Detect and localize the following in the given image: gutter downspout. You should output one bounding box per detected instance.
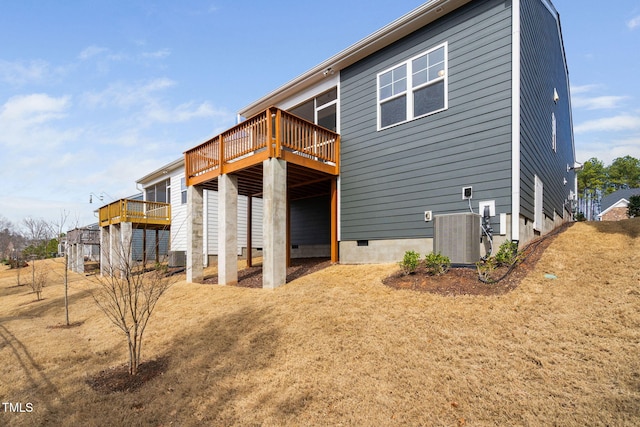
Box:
[511,0,521,243]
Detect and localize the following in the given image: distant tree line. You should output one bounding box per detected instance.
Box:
[577,155,640,220]
[0,215,66,265]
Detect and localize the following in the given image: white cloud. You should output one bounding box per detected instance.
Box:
[574,114,640,134]
[0,94,80,157]
[627,15,640,30]
[142,49,171,59]
[572,95,628,110]
[145,101,227,123]
[81,78,176,109]
[0,59,51,85]
[571,84,600,95]
[78,45,108,60]
[0,93,70,128]
[0,195,92,226]
[576,135,640,165]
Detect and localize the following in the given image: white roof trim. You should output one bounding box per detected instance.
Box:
[136,157,184,185]
[598,198,629,218]
[238,0,472,118]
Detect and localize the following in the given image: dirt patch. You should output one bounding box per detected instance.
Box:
[86,357,169,394]
[47,321,85,329]
[383,224,569,296]
[204,258,332,288]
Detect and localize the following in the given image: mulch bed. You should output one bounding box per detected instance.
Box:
[383,224,569,296]
[87,357,169,394]
[47,321,85,329]
[204,258,333,288]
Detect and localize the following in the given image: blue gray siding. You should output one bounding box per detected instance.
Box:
[290,195,331,245]
[132,229,169,262]
[340,0,513,241]
[519,0,575,221]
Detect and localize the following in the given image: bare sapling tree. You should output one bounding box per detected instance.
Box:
[91,226,174,375]
[15,250,23,286]
[29,260,48,301]
[51,210,72,325]
[21,217,55,298]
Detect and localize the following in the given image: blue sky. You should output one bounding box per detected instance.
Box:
[1,0,639,227]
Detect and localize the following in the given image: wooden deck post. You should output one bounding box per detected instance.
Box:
[155,229,160,264]
[286,188,291,268]
[331,177,339,263]
[247,195,253,268]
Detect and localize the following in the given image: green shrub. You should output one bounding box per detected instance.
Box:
[424,252,451,276]
[399,250,421,275]
[476,257,497,283]
[494,240,519,266]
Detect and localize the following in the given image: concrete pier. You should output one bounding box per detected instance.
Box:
[218,174,238,286]
[263,158,287,289]
[187,185,204,283]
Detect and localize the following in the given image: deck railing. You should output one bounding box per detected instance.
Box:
[98,199,171,228]
[185,107,340,186]
[67,227,100,245]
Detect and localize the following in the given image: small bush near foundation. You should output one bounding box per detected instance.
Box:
[476,257,497,283]
[424,252,450,276]
[399,250,421,275]
[494,240,519,266]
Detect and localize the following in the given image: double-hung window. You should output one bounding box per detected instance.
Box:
[378,43,447,130]
[180,178,187,204]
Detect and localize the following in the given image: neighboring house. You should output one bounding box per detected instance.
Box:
[183,0,577,288]
[135,157,264,267]
[66,224,100,274]
[598,189,640,221]
[97,192,170,276]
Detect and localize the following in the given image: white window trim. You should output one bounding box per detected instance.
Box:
[551,112,557,153]
[377,42,448,131]
[534,175,544,231]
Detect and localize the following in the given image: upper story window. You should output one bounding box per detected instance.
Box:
[378,43,447,130]
[145,179,170,203]
[289,87,338,132]
[180,178,187,204]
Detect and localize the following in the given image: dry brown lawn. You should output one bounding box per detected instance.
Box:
[1,220,639,426]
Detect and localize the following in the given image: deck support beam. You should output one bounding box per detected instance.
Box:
[219,174,239,286]
[331,177,339,263]
[263,158,287,289]
[247,196,253,268]
[187,185,204,283]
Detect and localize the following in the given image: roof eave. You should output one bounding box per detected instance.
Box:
[136,157,185,185]
[238,0,472,118]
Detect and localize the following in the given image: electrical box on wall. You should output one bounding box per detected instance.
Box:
[424,210,432,222]
[478,200,495,217]
[462,186,473,200]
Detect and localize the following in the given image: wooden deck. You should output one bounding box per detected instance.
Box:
[98,199,171,228]
[184,107,340,189]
